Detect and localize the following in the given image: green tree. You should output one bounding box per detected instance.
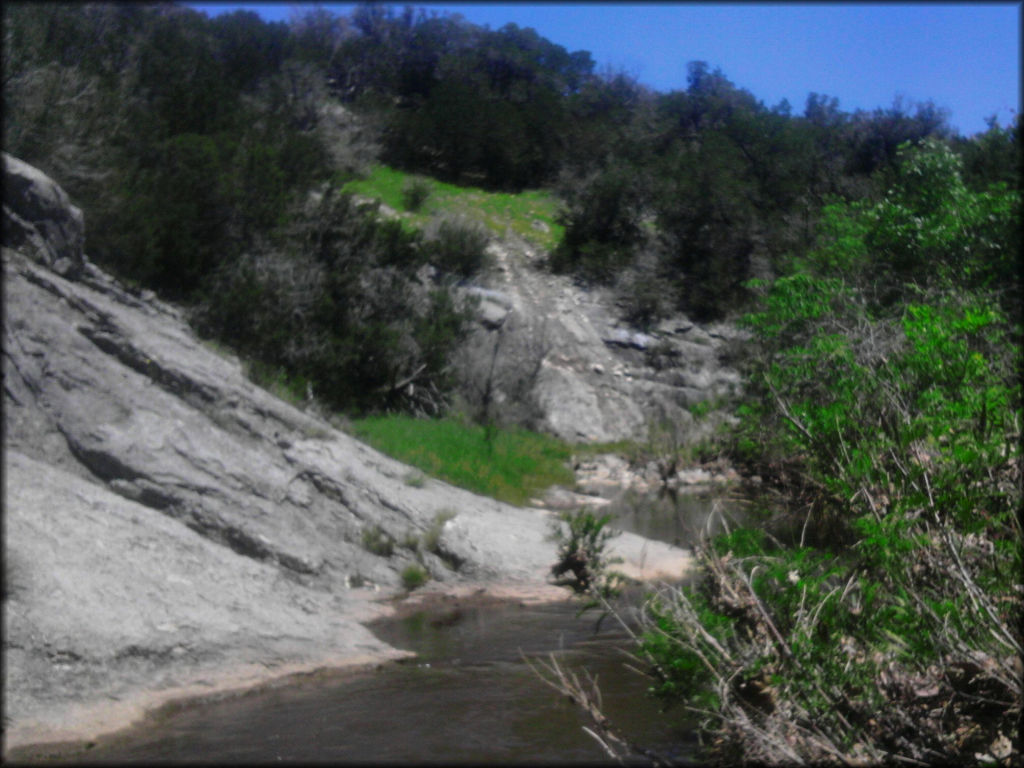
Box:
[550,159,650,281]
[810,138,1021,312]
[117,132,231,296]
[640,139,1021,765]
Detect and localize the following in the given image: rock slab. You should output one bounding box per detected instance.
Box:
[2,157,692,752]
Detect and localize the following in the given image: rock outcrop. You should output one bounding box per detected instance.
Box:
[2,157,691,752]
[465,236,745,443]
[2,152,86,278]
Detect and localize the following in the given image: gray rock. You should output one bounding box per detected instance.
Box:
[465,287,514,329]
[2,153,85,277]
[460,233,745,444]
[3,157,696,751]
[0,162,469,742]
[534,363,646,443]
[602,327,656,350]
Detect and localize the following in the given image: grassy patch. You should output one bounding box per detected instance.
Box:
[339,165,564,251]
[361,524,396,557]
[351,415,574,506]
[245,359,308,407]
[400,563,429,591]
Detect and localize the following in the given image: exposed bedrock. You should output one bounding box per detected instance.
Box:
[2,156,692,750]
[460,237,745,443]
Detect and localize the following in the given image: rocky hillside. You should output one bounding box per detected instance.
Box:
[463,233,745,443]
[2,154,691,752]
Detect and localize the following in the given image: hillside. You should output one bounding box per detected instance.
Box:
[2,154,691,752]
[3,4,1019,764]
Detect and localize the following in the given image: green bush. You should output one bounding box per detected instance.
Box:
[640,141,1022,764]
[195,190,474,416]
[400,564,429,591]
[361,525,396,557]
[402,177,431,212]
[550,163,648,282]
[425,217,490,279]
[549,510,625,603]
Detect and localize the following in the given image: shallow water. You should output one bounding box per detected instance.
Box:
[607,485,752,547]
[73,600,699,764]
[52,489,748,764]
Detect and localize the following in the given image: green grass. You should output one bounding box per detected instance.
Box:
[400,563,429,591]
[351,415,575,506]
[339,165,564,251]
[245,359,308,407]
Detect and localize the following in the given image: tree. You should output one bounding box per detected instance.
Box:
[118,132,231,296]
[844,96,951,177]
[813,138,1021,313]
[210,9,288,91]
[955,113,1021,191]
[550,159,651,281]
[636,139,1022,765]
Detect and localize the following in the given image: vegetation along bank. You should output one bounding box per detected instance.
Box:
[3,2,1020,764]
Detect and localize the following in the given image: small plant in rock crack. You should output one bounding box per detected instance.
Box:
[361,525,396,558]
[404,470,426,488]
[550,510,626,609]
[420,509,457,556]
[400,563,429,591]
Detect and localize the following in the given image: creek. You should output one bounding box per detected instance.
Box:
[48,489,747,764]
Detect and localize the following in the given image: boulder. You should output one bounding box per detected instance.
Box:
[534,363,646,443]
[465,286,514,329]
[2,152,85,277]
[602,327,656,350]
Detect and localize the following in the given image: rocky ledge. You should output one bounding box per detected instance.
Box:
[2,155,692,753]
[461,236,746,444]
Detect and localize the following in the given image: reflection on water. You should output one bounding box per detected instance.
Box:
[607,486,752,548]
[75,601,699,764]
[61,492,746,764]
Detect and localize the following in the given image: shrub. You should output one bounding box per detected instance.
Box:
[194,190,474,416]
[640,140,1023,765]
[420,509,456,556]
[550,163,648,282]
[425,216,490,279]
[361,525,395,557]
[400,563,429,591]
[549,510,625,604]
[615,251,676,330]
[403,470,426,488]
[401,177,431,211]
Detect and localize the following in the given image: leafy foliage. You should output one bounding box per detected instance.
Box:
[400,564,429,591]
[423,217,491,279]
[550,510,626,604]
[642,140,1022,764]
[194,188,474,415]
[550,161,651,282]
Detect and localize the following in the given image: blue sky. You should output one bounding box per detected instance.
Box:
[187,2,1021,137]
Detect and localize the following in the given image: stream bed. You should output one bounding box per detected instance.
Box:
[36,490,749,764]
[58,598,699,764]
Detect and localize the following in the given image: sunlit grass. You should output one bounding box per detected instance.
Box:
[339,164,564,251]
[351,414,575,506]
